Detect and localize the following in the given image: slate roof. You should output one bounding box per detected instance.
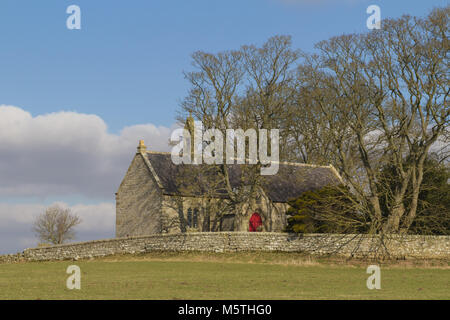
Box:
[144,152,342,203]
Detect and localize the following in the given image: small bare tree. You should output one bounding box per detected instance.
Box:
[32,205,82,245]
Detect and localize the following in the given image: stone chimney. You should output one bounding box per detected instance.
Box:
[137,140,147,153]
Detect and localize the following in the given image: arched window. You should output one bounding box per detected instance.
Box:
[178,206,186,232]
[193,208,199,228]
[187,208,192,228]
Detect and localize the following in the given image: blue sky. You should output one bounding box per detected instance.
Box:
[0,0,447,132]
[0,0,447,253]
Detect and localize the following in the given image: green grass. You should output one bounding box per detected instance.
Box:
[0,252,448,299]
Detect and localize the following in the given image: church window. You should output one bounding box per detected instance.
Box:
[186,208,199,229]
[187,208,192,227]
[193,208,199,228]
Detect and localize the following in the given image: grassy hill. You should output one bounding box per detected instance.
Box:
[0,252,448,299]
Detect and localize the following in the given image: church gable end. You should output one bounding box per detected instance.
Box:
[116,150,163,237]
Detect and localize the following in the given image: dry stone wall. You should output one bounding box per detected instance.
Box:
[1,232,448,263]
[0,253,24,264]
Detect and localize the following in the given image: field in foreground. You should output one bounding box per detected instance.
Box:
[0,252,448,299]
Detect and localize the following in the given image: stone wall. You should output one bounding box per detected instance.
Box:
[0,253,24,264]
[1,232,448,263]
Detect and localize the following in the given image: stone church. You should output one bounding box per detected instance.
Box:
[115,136,342,237]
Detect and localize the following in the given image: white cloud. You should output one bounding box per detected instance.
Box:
[0,105,176,199]
[0,105,178,253]
[0,201,115,254]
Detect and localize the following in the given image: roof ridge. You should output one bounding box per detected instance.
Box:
[146,152,334,170]
[277,161,332,169]
[146,150,171,155]
[227,157,333,169]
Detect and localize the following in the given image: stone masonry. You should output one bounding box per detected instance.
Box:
[116,150,163,237]
[1,232,448,263]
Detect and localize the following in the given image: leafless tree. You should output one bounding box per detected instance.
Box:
[32,205,82,245]
[179,36,299,229]
[292,6,449,235]
[177,6,448,242]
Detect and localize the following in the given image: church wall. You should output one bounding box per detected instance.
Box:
[162,195,223,233]
[161,192,289,233]
[116,154,163,237]
[161,195,185,233]
[232,191,289,232]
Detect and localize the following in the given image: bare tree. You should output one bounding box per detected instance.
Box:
[179,36,299,229]
[32,205,82,245]
[292,6,449,235]
[176,6,448,242]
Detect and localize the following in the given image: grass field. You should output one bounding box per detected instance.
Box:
[0,252,448,299]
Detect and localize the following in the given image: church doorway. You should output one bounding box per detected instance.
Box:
[249,212,263,232]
